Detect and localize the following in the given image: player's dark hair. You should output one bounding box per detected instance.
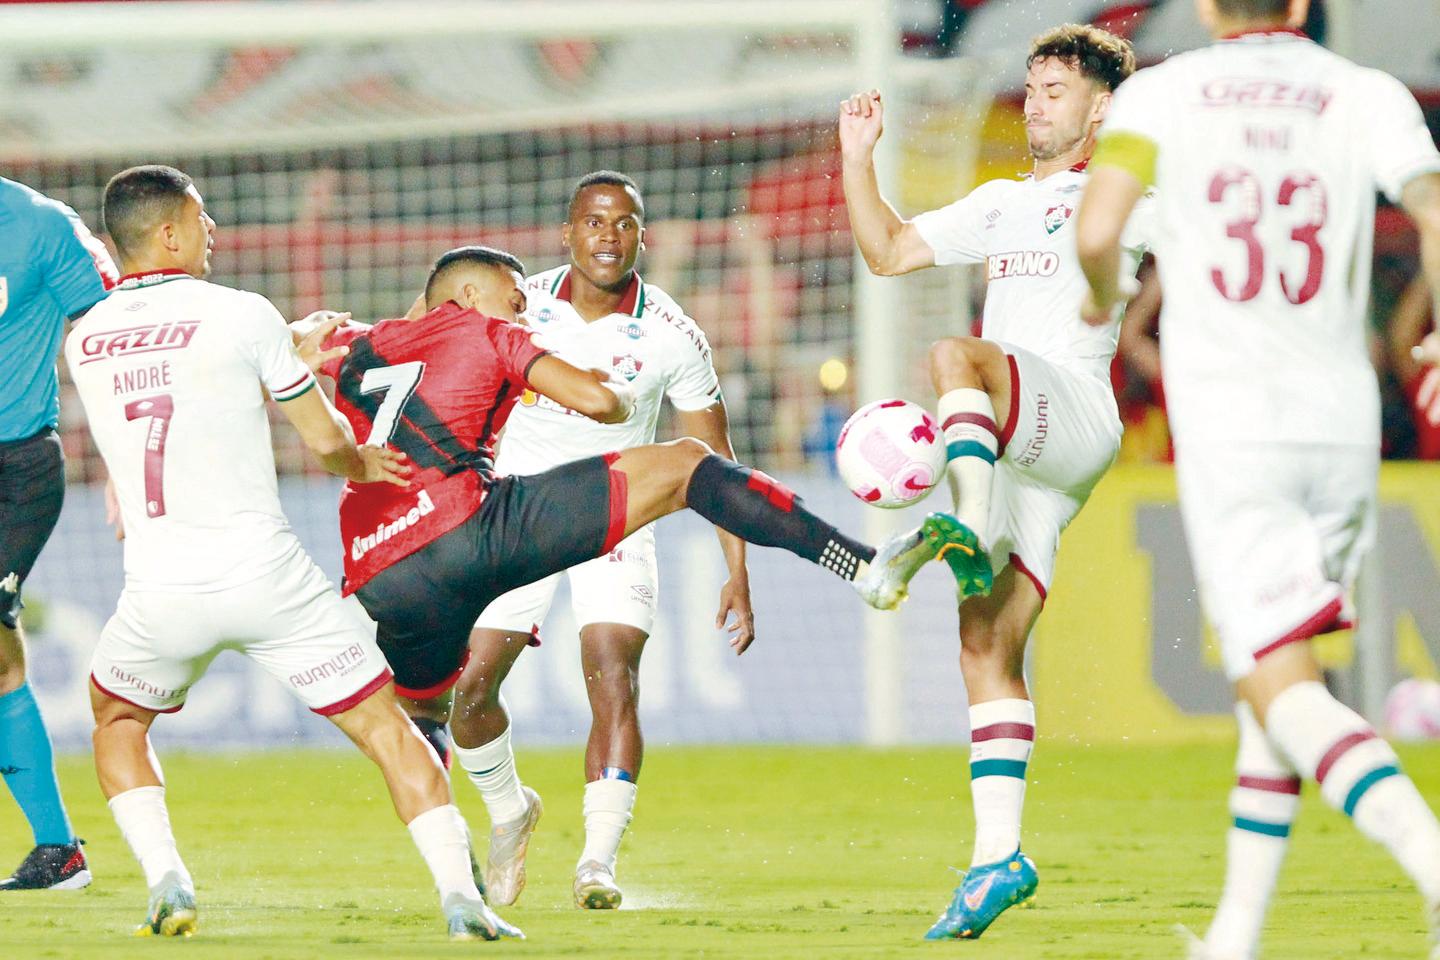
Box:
[102,164,194,258]
[424,245,526,305]
[1213,0,1290,17]
[567,170,645,223]
[1027,23,1136,92]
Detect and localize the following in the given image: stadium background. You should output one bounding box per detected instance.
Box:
[3,0,1439,754]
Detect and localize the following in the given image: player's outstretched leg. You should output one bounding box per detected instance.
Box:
[929,336,1014,599]
[0,627,88,892]
[330,684,523,941]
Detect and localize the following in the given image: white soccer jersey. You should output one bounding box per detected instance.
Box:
[1101,29,1440,447]
[913,168,1153,382]
[65,270,317,591]
[496,265,723,475]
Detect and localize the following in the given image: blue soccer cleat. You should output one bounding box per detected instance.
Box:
[923,849,1037,940]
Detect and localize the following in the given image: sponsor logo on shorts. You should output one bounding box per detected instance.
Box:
[107,665,183,701]
[288,644,370,689]
[77,320,200,365]
[350,489,436,561]
[986,251,1060,280]
[630,584,655,607]
[1015,393,1049,466]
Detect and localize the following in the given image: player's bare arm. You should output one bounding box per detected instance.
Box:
[1401,172,1440,362]
[675,402,755,654]
[526,354,636,424]
[839,90,937,276]
[277,387,411,486]
[1076,161,1146,325]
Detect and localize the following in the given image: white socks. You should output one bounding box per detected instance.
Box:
[108,785,193,894]
[454,724,530,826]
[1206,704,1299,960]
[1266,681,1440,904]
[407,803,483,904]
[968,698,1035,866]
[938,388,999,547]
[578,778,637,873]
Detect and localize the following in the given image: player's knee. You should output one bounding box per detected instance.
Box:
[668,436,714,467]
[928,336,978,377]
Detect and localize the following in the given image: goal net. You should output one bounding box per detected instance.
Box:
[5,0,996,749]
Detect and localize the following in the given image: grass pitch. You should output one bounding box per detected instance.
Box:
[2,743,1436,959]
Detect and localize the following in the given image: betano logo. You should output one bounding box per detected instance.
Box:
[987,250,1060,280]
[350,489,436,561]
[78,320,199,365]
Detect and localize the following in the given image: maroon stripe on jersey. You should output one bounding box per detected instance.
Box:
[1010,552,1047,603]
[971,722,1035,743]
[1252,597,1344,663]
[90,673,184,714]
[1237,775,1302,795]
[1315,731,1378,786]
[997,355,1021,455]
[942,412,999,436]
[602,453,629,554]
[312,668,393,716]
[272,371,312,397]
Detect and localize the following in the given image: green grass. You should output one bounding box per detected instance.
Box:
[2,744,1436,958]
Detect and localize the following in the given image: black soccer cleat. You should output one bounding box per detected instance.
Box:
[0,840,92,891]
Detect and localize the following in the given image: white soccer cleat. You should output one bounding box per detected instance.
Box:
[134,872,198,938]
[484,786,542,907]
[443,892,524,941]
[573,859,622,910]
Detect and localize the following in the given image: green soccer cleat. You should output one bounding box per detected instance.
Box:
[444,893,524,941]
[925,512,992,600]
[923,849,1036,940]
[133,873,197,938]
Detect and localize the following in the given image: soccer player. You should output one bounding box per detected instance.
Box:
[1075,1,1440,956]
[839,24,1150,940]
[66,165,519,941]
[0,177,116,891]
[424,171,751,910]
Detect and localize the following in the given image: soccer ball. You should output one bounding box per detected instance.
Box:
[835,399,945,508]
[1383,678,1440,741]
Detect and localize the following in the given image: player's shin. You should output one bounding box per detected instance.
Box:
[579,769,637,875]
[684,455,875,580]
[937,388,998,546]
[407,803,486,903]
[0,681,74,846]
[453,720,529,825]
[1265,681,1440,905]
[1206,703,1298,960]
[968,698,1035,865]
[109,786,193,895]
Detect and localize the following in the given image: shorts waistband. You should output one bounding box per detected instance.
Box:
[0,427,59,450]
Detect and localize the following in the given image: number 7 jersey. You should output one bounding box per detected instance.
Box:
[1099,29,1440,447]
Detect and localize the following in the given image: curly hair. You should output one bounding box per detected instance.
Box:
[1027,24,1137,92]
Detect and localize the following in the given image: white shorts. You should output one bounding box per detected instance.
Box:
[475,526,658,636]
[1175,441,1375,681]
[987,344,1123,597]
[91,549,391,716]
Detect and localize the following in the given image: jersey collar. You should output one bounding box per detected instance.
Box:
[116,268,192,290]
[549,266,646,318]
[1219,27,1309,41]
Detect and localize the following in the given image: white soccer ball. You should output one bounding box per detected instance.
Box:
[1384,678,1440,741]
[835,399,945,508]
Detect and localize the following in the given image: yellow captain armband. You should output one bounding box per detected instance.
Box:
[1092,131,1158,188]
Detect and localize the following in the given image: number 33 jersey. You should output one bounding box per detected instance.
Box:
[65,271,319,591]
[1100,30,1440,447]
[322,303,550,593]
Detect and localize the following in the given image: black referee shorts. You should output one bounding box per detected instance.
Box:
[356,453,629,697]
[0,429,66,630]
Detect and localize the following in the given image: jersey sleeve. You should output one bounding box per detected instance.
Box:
[317,324,369,382]
[241,294,317,401]
[1363,69,1440,202]
[487,318,553,385]
[663,316,723,412]
[1094,70,1166,188]
[1121,188,1160,253]
[35,197,118,319]
[911,182,999,265]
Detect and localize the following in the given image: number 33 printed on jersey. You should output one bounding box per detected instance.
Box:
[1208,167,1326,305]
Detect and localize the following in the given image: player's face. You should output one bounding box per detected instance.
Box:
[562,184,645,293]
[460,266,527,322]
[1023,57,1109,161]
[175,186,216,278]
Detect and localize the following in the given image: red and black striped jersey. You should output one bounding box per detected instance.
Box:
[322,302,550,592]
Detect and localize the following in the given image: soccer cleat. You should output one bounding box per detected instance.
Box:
[926,512,992,600]
[134,873,197,938]
[852,511,957,609]
[484,786,543,906]
[573,859,622,910]
[922,849,1037,940]
[0,840,91,891]
[443,892,525,941]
